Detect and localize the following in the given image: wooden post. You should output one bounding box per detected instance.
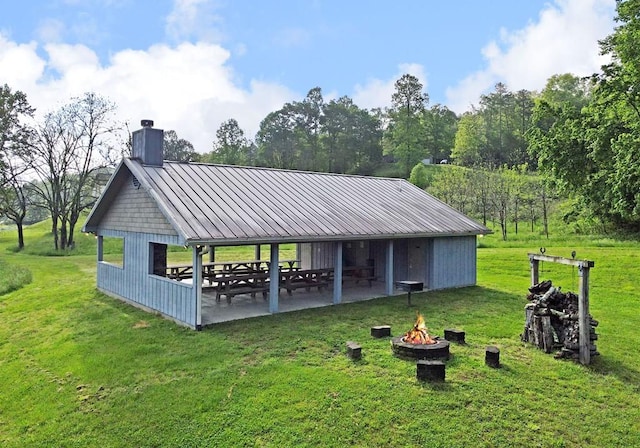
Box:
[333,242,343,304]
[530,256,539,286]
[193,246,203,329]
[578,263,591,365]
[269,244,279,313]
[208,245,215,263]
[385,240,394,296]
[255,244,261,261]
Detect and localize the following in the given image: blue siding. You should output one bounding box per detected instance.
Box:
[430,236,477,290]
[393,239,408,282]
[96,230,197,327]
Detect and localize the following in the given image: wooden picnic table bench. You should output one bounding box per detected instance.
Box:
[279,268,333,295]
[342,265,376,286]
[213,271,270,304]
[166,259,300,283]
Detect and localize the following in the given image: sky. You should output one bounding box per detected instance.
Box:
[0,0,617,153]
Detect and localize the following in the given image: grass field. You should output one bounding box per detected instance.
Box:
[1,223,639,447]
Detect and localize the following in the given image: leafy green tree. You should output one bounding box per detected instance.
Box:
[451,111,485,166]
[423,104,458,162]
[0,84,34,187]
[207,119,251,165]
[527,74,593,203]
[385,74,429,176]
[322,96,382,174]
[256,105,298,169]
[408,163,429,189]
[163,130,199,162]
[0,85,34,249]
[582,0,640,228]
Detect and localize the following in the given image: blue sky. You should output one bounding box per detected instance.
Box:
[0,0,617,151]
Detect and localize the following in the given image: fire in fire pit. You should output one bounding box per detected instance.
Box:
[402,313,436,345]
[391,313,450,360]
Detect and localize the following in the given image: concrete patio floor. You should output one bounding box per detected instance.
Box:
[201,281,404,325]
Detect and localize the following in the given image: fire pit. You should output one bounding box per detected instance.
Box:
[391,313,450,360]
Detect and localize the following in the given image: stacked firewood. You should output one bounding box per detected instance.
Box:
[521,280,599,360]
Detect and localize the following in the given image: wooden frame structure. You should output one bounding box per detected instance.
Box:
[528,253,595,365]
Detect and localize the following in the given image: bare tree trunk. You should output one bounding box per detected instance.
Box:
[16,221,25,250]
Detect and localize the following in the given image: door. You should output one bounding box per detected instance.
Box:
[408,239,426,284]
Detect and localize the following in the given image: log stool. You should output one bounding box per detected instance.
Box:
[346,341,362,360]
[485,346,500,368]
[371,325,391,338]
[444,328,466,344]
[416,360,445,382]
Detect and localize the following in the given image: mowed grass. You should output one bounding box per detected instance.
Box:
[1,224,640,447]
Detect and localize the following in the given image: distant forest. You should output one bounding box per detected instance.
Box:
[2,0,640,250]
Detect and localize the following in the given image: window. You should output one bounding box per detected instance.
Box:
[149,243,168,277]
[100,236,124,268]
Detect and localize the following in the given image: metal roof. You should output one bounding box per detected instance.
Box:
[84,159,490,245]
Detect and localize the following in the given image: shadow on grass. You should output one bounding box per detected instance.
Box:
[588,355,640,392]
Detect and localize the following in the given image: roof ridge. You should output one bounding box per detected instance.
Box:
[161,159,406,182]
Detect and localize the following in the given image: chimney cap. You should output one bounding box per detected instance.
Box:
[141,119,154,128]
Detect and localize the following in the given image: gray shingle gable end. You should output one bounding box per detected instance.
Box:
[84,158,490,246]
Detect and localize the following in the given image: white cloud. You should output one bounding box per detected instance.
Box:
[35,18,65,43]
[165,0,224,43]
[352,63,428,110]
[445,0,616,113]
[0,33,295,152]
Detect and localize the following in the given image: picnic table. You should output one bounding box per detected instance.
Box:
[166,259,300,281]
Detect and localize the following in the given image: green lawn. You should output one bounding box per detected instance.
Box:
[1,224,639,447]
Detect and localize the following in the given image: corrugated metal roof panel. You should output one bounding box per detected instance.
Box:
[119,160,490,244]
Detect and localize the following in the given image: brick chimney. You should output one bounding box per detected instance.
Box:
[132,119,164,166]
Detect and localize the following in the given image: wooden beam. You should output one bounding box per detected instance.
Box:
[528,253,594,269]
[578,265,591,365]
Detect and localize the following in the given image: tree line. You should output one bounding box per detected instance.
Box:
[2,0,640,249]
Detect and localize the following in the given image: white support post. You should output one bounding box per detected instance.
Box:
[193,246,203,330]
[578,264,591,365]
[269,243,279,313]
[333,242,343,304]
[385,240,394,296]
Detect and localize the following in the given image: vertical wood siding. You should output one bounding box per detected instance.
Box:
[430,236,477,290]
[96,230,196,327]
[310,242,336,269]
[393,239,409,282]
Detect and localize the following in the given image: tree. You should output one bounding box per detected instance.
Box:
[386,74,429,176]
[423,104,458,163]
[451,111,485,166]
[163,130,198,162]
[527,74,592,189]
[0,161,29,249]
[408,163,429,189]
[321,96,383,174]
[29,92,124,250]
[0,85,35,249]
[0,84,34,187]
[206,119,252,165]
[581,0,640,228]
[256,106,298,169]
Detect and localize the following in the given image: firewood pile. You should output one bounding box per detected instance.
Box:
[521,280,599,360]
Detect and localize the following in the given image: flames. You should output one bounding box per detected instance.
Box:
[402,313,436,345]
